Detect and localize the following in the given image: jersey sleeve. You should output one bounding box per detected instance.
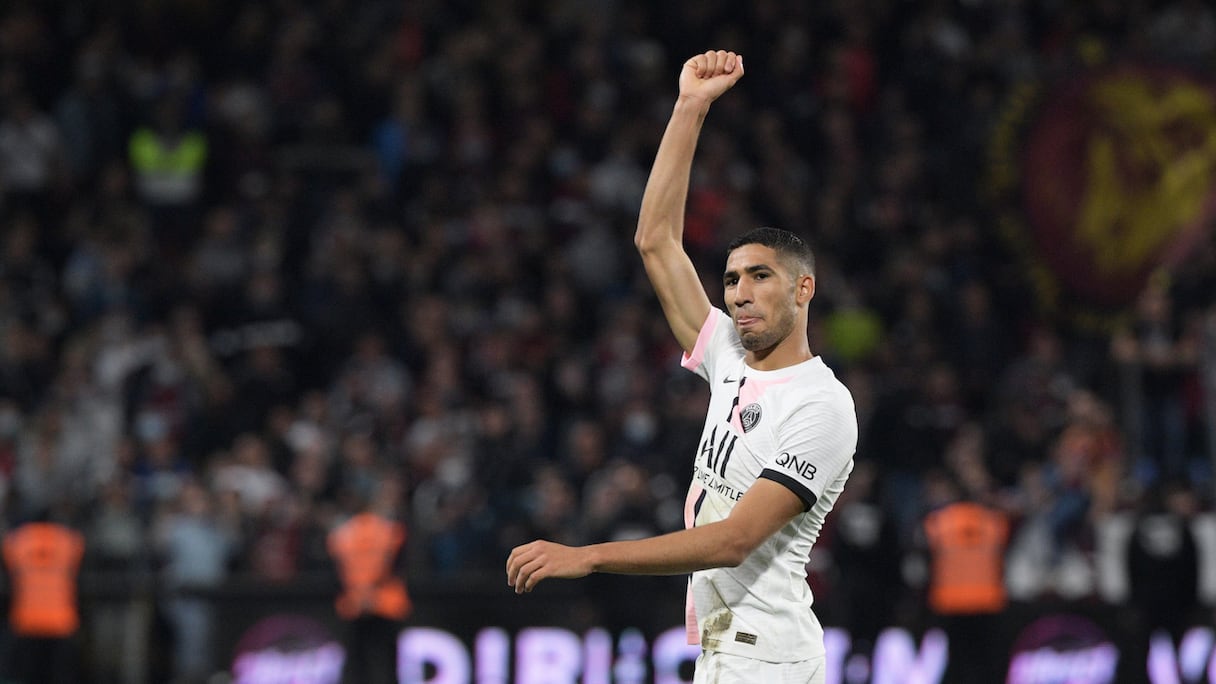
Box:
[680,308,744,383]
[758,394,858,510]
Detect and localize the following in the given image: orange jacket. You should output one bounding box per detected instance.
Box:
[2,522,85,637]
[923,501,1008,615]
[327,513,411,620]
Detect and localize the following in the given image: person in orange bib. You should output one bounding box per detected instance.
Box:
[1,513,85,684]
[922,471,1010,684]
[327,478,411,684]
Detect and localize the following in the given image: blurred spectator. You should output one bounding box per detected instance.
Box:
[0,287,55,413]
[54,48,123,188]
[208,77,274,202]
[154,479,239,684]
[559,417,610,494]
[0,216,62,341]
[12,407,79,519]
[581,460,661,544]
[949,279,1013,411]
[1005,460,1094,602]
[518,464,582,548]
[1056,390,1125,505]
[247,490,307,582]
[130,429,192,515]
[230,345,297,435]
[988,326,1077,488]
[824,459,904,651]
[0,399,22,512]
[372,75,440,192]
[330,331,412,428]
[0,91,65,220]
[84,477,152,684]
[869,362,968,540]
[334,431,382,510]
[1111,282,1200,482]
[59,212,151,324]
[186,206,251,306]
[1149,0,1216,64]
[210,432,288,518]
[1127,480,1202,642]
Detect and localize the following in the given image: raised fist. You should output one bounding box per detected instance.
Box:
[679,50,744,105]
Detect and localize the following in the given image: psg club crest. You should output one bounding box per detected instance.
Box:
[740,403,762,433]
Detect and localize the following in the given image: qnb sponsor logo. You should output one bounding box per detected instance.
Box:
[232,643,344,684]
[775,452,817,481]
[1007,644,1119,684]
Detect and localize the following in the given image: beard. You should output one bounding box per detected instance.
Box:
[737,304,797,352]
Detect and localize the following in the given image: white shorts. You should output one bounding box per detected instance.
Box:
[693,650,825,684]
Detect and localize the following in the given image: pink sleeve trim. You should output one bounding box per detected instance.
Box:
[685,582,699,646]
[682,482,704,646]
[680,309,719,372]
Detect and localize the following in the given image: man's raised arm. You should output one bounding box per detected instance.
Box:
[634,50,744,354]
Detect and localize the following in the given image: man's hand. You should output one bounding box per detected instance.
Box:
[679,50,744,106]
[507,540,593,594]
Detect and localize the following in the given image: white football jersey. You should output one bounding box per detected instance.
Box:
[681,308,857,662]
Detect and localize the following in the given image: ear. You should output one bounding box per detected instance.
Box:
[797,275,816,304]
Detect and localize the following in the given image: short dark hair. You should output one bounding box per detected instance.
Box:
[726,227,815,277]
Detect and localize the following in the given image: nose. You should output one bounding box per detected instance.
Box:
[733,278,753,307]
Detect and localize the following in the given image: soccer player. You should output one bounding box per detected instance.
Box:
[507,50,857,684]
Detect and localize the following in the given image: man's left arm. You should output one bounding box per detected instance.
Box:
[507,479,803,593]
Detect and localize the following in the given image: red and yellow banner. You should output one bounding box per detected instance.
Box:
[989,65,1216,322]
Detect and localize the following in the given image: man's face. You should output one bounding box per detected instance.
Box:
[723,243,800,353]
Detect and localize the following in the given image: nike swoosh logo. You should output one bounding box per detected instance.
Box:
[723,376,737,383]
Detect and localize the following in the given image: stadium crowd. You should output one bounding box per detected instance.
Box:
[1,0,1215,681]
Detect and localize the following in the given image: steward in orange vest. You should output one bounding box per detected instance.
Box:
[327,506,411,684]
[3,521,85,637]
[923,500,1008,615]
[921,482,1010,684]
[2,518,85,684]
[327,512,411,621]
